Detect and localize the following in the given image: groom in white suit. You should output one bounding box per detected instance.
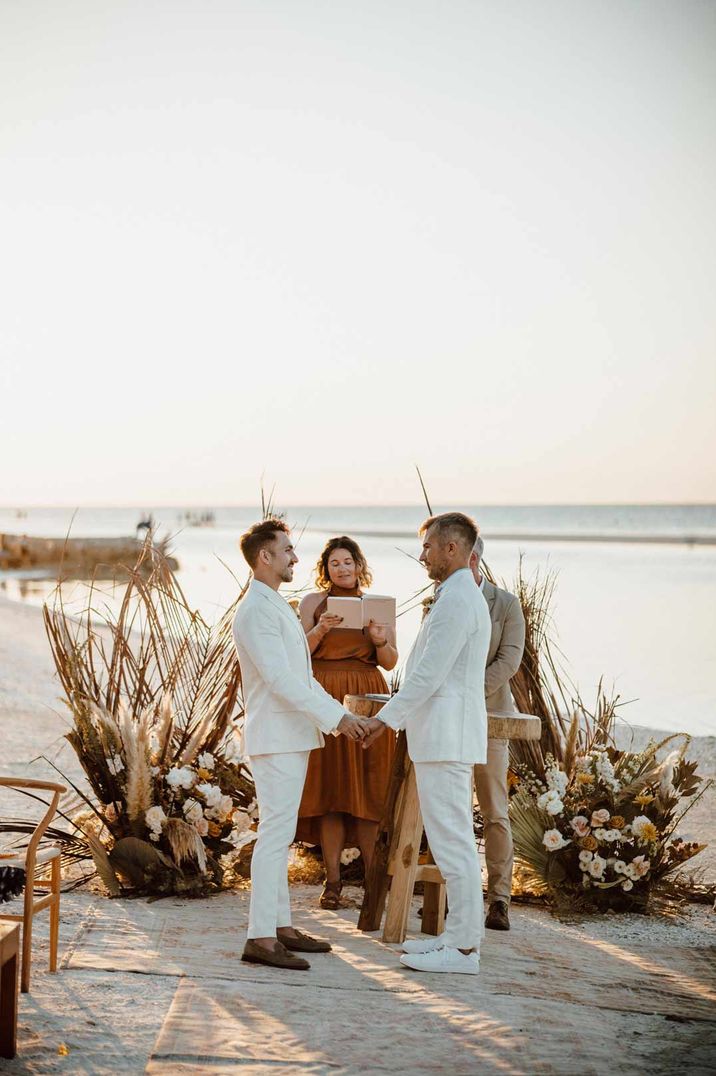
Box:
[364,512,490,974]
[233,518,370,971]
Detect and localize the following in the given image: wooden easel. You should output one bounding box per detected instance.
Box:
[346,695,541,944]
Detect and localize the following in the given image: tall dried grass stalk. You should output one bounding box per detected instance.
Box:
[44,541,245,771]
[482,555,623,779]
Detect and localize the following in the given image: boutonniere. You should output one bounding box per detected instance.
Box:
[287,598,301,620]
[421,593,436,619]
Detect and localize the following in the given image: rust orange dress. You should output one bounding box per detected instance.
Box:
[295,586,396,846]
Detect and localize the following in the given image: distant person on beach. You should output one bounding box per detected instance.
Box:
[470,536,525,932]
[232,519,371,971]
[295,536,398,909]
[362,512,491,975]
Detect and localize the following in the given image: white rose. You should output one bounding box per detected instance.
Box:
[631,816,652,839]
[588,856,606,878]
[593,828,607,841]
[632,855,650,878]
[578,850,594,865]
[197,782,223,808]
[183,798,204,824]
[166,766,195,790]
[197,752,215,771]
[614,860,626,875]
[571,816,590,837]
[591,809,610,827]
[537,790,557,809]
[340,847,361,865]
[231,812,251,835]
[145,805,167,832]
[542,829,571,852]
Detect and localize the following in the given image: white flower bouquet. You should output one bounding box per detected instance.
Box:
[510,740,709,912]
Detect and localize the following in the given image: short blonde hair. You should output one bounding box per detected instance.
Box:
[419,512,478,552]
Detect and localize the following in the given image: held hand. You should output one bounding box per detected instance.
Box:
[360,717,387,749]
[317,612,343,636]
[337,713,370,741]
[366,619,388,648]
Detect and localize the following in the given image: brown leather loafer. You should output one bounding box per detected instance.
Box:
[278,929,332,953]
[241,939,310,970]
[485,901,510,931]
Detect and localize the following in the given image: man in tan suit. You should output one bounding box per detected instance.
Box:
[470,537,525,931]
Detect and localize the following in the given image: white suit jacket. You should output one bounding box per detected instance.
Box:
[232,579,345,757]
[378,568,491,764]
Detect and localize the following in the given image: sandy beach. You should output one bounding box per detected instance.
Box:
[1,593,715,1072]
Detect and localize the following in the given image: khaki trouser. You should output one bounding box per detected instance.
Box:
[474,738,513,905]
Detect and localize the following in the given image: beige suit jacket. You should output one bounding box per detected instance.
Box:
[482,579,526,715]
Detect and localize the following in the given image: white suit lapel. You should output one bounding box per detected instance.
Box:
[252,581,313,679]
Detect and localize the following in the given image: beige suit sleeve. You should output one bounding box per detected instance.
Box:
[485,595,526,700]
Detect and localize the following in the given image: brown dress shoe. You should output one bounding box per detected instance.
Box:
[278,929,332,953]
[241,939,310,970]
[485,901,510,931]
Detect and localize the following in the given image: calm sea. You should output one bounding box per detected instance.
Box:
[1,505,715,736]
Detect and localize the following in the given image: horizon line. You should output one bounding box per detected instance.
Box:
[2,500,715,511]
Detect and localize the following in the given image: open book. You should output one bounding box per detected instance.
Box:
[325,594,396,633]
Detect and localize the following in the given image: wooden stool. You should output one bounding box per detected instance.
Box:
[0,923,19,1059]
[346,695,541,943]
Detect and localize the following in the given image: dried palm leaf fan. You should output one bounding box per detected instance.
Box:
[7,537,257,895]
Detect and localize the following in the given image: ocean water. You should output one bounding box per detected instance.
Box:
[1,505,715,736]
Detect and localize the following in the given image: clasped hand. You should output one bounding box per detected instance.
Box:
[336,714,386,747]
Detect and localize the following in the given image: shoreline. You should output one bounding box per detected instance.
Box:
[308,528,716,546]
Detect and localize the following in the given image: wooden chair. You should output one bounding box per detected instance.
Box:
[0,777,66,992]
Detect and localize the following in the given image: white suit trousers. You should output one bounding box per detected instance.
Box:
[247,751,310,939]
[414,761,484,950]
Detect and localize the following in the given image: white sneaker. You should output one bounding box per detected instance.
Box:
[401,932,446,954]
[400,946,480,975]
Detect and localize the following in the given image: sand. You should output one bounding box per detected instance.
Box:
[1,594,715,1073]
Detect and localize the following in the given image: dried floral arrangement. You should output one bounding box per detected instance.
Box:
[498,560,711,911]
[23,544,257,896]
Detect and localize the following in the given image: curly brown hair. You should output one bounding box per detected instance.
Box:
[314,536,373,591]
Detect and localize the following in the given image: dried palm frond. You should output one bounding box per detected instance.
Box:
[164,818,207,873]
[43,543,246,769]
[506,794,551,896]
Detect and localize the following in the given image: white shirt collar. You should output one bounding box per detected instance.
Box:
[478,574,486,592]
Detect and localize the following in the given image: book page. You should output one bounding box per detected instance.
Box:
[362,595,396,633]
[326,596,363,630]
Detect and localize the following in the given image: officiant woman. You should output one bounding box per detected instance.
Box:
[295,536,398,909]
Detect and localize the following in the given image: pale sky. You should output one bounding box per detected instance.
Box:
[1,0,714,506]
